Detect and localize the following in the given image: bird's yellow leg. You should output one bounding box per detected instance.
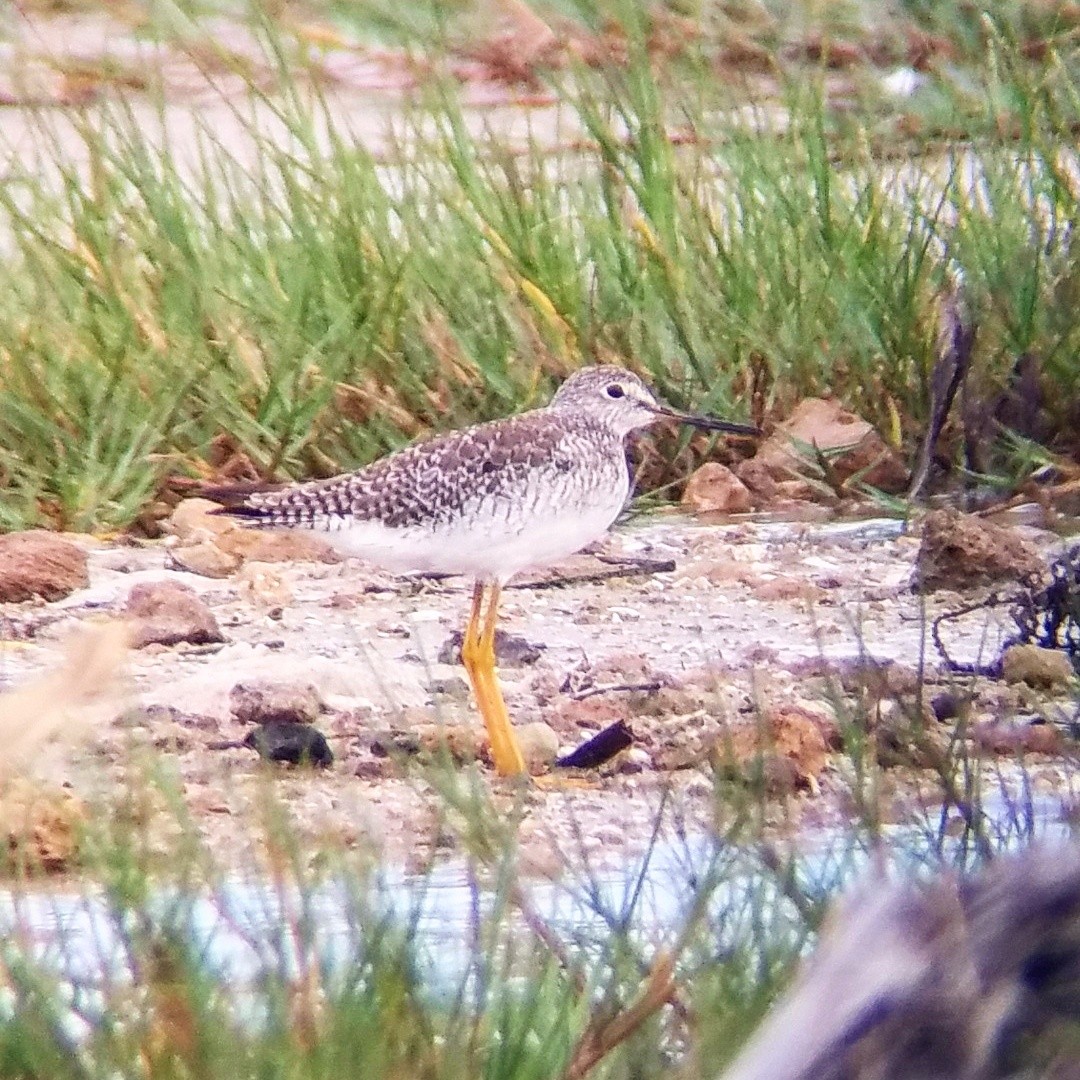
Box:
[460,582,526,777]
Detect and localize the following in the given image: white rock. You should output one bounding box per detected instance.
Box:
[881,67,925,97]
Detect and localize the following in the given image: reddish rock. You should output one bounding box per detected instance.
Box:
[734,458,779,501]
[752,397,908,494]
[773,478,823,503]
[0,531,88,602]
[168,498,235,541]
[229,680,324,725]
[751,578,828,604]
[710,705,835,792]
[217,529,341,565]
[125,582,224,648]
[912,508,1045,593]
[168,498,340,568]
[167,541,241,579]
[681,463,754,514]
[970,720,1063,757]
[1001,644,1075,688]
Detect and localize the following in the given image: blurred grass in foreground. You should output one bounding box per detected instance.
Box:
[0,722,1068,1079]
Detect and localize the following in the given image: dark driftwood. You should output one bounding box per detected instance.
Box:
[907,282,977,502]
[932,543,1080,676]
[722,845,1080,1080]
[555,719,634,769]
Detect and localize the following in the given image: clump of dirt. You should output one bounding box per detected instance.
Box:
[913,508,1046,592]
[711,705,838,796]
[0,779,86,876]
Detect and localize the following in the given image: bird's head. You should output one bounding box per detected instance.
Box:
[549,365,759,439]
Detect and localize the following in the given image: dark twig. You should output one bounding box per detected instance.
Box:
[931,591,1016,677]
[569,681,663,702]
[933,545,1080,676]
[511,556,677,590]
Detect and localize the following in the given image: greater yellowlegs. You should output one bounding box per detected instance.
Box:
[209,366,758,777]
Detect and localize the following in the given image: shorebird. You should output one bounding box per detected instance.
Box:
[209,366,757,777]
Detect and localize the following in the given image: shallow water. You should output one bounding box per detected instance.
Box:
[0,780,1071,1042]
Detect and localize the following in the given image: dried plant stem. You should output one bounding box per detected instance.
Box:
[561,951,677,1080]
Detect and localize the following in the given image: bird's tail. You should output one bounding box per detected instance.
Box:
[198,482,285,523]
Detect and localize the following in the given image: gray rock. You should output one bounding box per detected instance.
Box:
[516,721,560,771]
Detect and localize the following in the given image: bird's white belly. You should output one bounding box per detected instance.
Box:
[316,484,627,582]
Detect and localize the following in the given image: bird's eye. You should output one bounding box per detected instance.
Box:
[605,384,625,399]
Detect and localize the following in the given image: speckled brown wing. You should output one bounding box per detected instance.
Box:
[219,410,596,532]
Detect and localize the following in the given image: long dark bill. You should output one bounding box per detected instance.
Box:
[658,406,760,437]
